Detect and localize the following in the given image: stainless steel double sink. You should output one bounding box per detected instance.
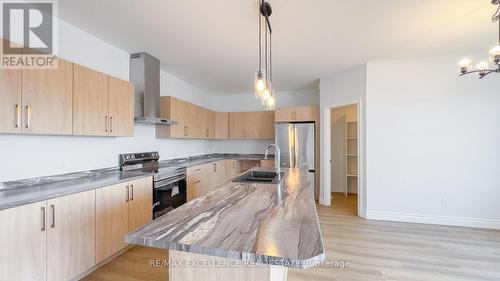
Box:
[233,171,284,184]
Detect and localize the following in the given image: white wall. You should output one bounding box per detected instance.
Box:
[365,56,500,228]
[210,90,319,112]
[319,65,366,209]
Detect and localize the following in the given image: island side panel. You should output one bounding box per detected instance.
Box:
[169,250,288,281]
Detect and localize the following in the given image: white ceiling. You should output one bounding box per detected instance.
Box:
[59,0,498,95]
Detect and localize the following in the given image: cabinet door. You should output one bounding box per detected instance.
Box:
[0,68,22,134]
[96,183,129,263]
[128,177,153,232]
[0,201,47,281]
[225,160,238,181]
[187,166,203,201]
[210,161,226,189]
[158,97,188,138]
[260,159,275,168]
[22,59,73,135]
[47,190,95,281]
[295,106,319,122]
[214,112,228,139]
[208,110,215,138]
[258,111,275,139]
[108,76,134,137]
[228,112,244,139]
[275,107,294,122]
[244,112,259,139]
[73,64,109,136]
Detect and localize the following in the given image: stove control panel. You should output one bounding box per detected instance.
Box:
[119,151,160,167]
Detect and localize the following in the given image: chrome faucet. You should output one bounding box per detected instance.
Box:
[264,144,281,179]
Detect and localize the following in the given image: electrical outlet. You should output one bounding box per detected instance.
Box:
[441,198,447,208]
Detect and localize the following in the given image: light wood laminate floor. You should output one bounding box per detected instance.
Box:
[82,193,500,281]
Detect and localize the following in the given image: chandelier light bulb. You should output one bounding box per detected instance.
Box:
[267,95,275,110]
[476,61,490,76]
[458,58,472,74]
[490,44,500,64]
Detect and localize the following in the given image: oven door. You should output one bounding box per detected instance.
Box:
[153,176,187,219]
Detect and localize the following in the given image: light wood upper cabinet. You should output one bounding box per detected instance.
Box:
[275,106,319,122]
[0,68,22,134]
[73,64,109,136]
[228,112,245,139]
[73,65,134,137]
[46,190,95,281]
[229,111,274,139]
[0,201,47,281]
[96,183,130,263]
[22,59,73,135]
[157,96,215,139]
[109,76,134,137]
[128,177,153,232]
[214,112,228,139]
[258,111,275,139]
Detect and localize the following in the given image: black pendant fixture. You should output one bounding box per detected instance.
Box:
[254,0,275,110]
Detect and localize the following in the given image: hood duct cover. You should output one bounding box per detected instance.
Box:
[130,52,176,125]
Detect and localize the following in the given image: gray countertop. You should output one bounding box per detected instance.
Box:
[0,154,272,210]
[125,167,325,269]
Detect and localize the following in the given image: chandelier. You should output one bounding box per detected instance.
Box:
[254,0,275,110]
[458,0,500,78]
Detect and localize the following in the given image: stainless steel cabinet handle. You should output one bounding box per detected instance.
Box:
[41,207,46,231]
[126,185,130,202]
[50,204,55,228]
[25,105,31,128]
[130,184,134,201]
[194,180,201,184]
[184,126,187,136]
[15,104,20,128]
[195,168,201,172]
[105,116,108,132]
[110,116,113,133]
[214,163,217,172]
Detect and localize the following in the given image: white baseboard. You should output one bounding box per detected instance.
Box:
[358,208,367,219]
[366,210,500,230]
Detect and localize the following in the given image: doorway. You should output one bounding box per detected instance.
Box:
[330,104,358,215]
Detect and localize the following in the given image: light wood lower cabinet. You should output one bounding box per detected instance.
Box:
[95,183,130,263]
[0,201,47,281]
[225,160,238,180]
[128,177,153,232]
[187,160,241,201]
[46,190,95,281]
[96,177,152,263]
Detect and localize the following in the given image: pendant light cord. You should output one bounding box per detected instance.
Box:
[493,5,500,43]
[265,16,268,82]
[258,0,262,72]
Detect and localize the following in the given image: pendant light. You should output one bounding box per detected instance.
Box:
[458,0,500,78]
[254,0,275,110]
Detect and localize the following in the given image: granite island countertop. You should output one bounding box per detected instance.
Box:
[125,167,325,269]
[0,154,273,210]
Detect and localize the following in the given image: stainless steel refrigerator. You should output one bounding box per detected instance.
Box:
[275,122,315,189]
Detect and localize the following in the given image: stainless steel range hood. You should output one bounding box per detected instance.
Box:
[130,52,176,125]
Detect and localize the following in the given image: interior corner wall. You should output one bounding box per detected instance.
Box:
[319,65,367,209]
[365,56,500,229]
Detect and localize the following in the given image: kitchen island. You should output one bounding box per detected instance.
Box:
[125,167,324,281]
